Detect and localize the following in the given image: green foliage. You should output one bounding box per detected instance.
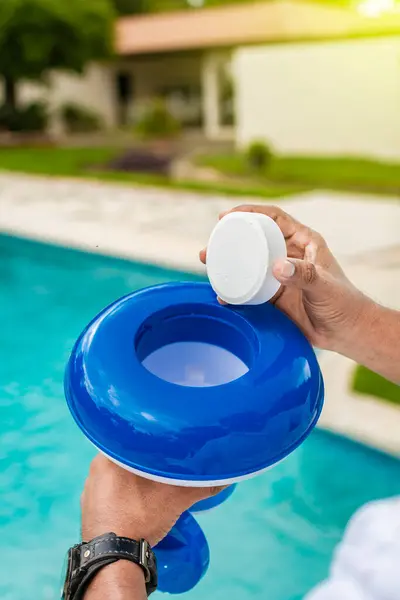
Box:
[246,141,273,171]
[352,365,400,406]
[112,0,294,16]
[0,0,115,82]
[135,99,181,140]
[112,0,356,17]
[112,0,148,15]
[61,103,103,133]
[0,101,49,132]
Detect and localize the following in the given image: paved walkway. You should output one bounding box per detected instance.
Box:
[1,173,399,455]
[1,174,399,273]
[318,352,400,456]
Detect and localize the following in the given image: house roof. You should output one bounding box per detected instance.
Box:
[116,0,400,56]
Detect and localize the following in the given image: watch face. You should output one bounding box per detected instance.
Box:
[60,550,73,600]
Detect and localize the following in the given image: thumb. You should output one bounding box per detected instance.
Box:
[273,258,320,291]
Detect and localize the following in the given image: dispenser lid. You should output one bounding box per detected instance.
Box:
[206,212,287,305]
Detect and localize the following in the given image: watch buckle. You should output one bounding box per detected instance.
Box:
[139,539,151,583]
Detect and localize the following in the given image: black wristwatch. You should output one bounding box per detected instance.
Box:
[61,533,158,599]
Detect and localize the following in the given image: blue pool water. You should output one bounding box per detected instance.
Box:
[1,234,400,600]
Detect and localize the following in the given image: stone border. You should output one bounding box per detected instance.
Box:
[318,352,400,457]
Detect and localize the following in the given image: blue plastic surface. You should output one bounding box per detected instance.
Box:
[154,511,209,594]
[65,282,324,485]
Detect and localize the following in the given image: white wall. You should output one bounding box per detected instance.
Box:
[233,36,400,160]
[1,64,117,133]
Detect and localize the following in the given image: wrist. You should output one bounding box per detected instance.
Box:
[85,560,146,600]
[330,294,378,357]
[82,509,174,548]
[82,523,163,548]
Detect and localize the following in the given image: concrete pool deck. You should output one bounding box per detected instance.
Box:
[1,172,399,456]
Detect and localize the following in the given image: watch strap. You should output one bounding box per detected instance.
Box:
[73,534,157,599]
[74,557,118,600]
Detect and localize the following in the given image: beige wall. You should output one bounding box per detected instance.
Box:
[233,36,400,160]
[1,64,117,133]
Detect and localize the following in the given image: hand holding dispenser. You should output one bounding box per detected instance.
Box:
[64,212,324,593]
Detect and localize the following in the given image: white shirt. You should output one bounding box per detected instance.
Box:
[305,498,400,600]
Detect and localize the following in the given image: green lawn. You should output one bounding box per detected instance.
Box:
[0,147,304,199]
[197,152,400,197]
[2,146,399,199]
[352,365,400,406]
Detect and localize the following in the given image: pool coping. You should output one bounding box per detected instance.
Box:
[317,352,400,459]
[0,218,208,275]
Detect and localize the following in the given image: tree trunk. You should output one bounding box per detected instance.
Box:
[4,76,17,111]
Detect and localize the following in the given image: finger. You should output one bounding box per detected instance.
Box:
[273,258,321,292]
[287,229,323,260]
[305,239,318,264]
[199,248,206,264]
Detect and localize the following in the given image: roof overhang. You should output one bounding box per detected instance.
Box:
[116,0,400,56]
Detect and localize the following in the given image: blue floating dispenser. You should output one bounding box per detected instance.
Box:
[65,213,324,593]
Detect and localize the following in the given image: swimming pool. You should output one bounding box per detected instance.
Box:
[1,234,400,600]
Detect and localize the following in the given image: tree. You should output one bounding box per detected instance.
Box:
[0,0,115,111]
[112,0,149,15]
[113,0,354,17]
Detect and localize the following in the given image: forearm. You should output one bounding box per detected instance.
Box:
[85,561,147,600]
[335,298,400,384]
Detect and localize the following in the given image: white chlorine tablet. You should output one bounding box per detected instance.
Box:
[206,212,287,305]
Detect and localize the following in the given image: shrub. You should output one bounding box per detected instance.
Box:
[353,365,400,406]
[0,101,49,132]
[61,103,103,133]
[20,102,49,132]
[107,149,173,175]
[135,99,181,140]
[0,104,15,131]
[246,141,273,172]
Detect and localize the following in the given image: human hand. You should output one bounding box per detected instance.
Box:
[200,204,370,353]
[81,454,222,546]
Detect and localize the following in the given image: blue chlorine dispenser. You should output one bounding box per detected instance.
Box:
[64,212,324,594]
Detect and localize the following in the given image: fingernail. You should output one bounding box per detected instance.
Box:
[280,260,295,278]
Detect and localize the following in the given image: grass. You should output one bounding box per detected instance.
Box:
[197,152,400,197]
[2,146,398,199]
[352,365,400,406]
[0,147,305,199]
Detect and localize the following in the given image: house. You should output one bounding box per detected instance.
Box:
[18,0,400,158]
